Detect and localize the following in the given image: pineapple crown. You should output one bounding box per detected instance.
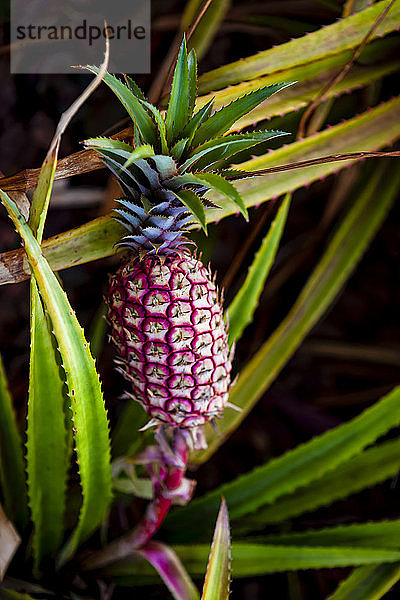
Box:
[84,38,292,255]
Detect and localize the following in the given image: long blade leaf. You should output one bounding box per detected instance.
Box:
[201,499,231,600]
[191,83,293,147]
[328,564,400,600]
[105,543,400,580]
[0,190,112,566]
[197,0,400,92]
[240,437,400,531]
[85,67,157,147]
[27,281,68,568]
[166,38,190,145]
[227,193,291,344]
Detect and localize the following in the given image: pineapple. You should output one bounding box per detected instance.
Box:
[85,39,291,447]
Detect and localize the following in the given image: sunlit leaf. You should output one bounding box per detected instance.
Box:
[201,499,231,600]
[197,0,400,92]
[328,564,400,600]
[227,193,291,344]
[166,38,190,145]
[0,190,112,567]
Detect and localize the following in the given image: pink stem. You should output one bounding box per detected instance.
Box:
[128,432,188,548]
[82,429,191,570]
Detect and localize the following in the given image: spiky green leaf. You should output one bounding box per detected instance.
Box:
[123,74,146,101]
[201,499,231,600]
[329,564,400,600]
[187,49,198,118]
[227,193,291,344]
[0,190,112,566]
[197,0,400,92]
[191,83,294,147]
[239,438,400,531]
[85,67,157,147]
[105,544,400,580]
[173,188,207,232]
[138,99,168,154]
[27,281,67,568]
[182,99,215,147]
[181,131,288,172]
[166,38,190,145]
[84,137,134,153]
[254,518,400,549]
[28,151,57,242]
[193,172,248,220]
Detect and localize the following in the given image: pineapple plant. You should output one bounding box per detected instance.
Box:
[85,38,291,447]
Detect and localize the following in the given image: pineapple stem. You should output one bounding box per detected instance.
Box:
[81,429,193,570]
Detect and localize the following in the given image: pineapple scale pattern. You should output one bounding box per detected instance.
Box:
[108,252,232,428]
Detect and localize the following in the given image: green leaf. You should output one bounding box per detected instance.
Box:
[0,354,28,530]
[182,99,215,147]
[85,67,157,147]
[84,139,155,171]
[84,137,134,153]
[0,190,112,566]
[150,155,179,179]
[105,544,400,579]
[187,49,198,118]
[197,0,400,92]
[171,138,190,161]
[227,194,291,344]
[169,172,246,219]
[173,188,207,233]
[182,131,288,172]
[196,50,400,133]
[165,385,400,541]
[27,281,68,568]
[253,518,400,550]
[328,564,400,600]
[239,437,400,531]
[193,159,400,461]
[123,74,146,101]
[182,545,400,576]
[123,146,156,170]
[166,38,190,146]
[28,150,57,242]
[138,99,169,155]
[191,83,294,147]
[201,499,231,600]
[193,172,248,220]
